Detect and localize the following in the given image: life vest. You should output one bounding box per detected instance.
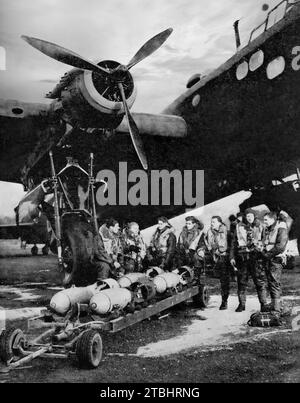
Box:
[236,221,263,250]
[263,221,287,253]
[123,230,146,259]
[236,223,248,248]
[206,224,227,256]
[178,225,202,250]
[151,226,175,255]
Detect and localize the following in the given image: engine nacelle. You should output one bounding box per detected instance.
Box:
[60,60,137,129]
[89,288,132,315]
[153,272,182,294]
[118,272,148,288]
[50,283,98,315]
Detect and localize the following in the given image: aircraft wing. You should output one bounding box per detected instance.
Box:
[0,98,66,184]
[141,190,252,245]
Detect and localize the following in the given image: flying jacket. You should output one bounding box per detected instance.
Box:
[262,221,288,259]
[206,224,228,259]
[123,228,146,260]
[177,223,204,252]
[149,224,176,267]
[229,219,264,260]
[99,224,124,264]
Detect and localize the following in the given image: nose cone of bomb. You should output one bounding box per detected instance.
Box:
[89,293,111,315]
[118,276,132,288]
[153,276,167,294]
[118,273,148,288]
[50,292,71,315]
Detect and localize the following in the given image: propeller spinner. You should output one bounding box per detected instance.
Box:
[22,28,173,170]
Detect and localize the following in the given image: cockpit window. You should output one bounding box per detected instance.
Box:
[249,50,264,71]
[249,0,291,43]
[266,1,287,30]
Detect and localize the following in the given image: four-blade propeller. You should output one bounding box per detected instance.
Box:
[22,28,173,170]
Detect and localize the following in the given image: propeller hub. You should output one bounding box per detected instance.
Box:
[91,60,134,102]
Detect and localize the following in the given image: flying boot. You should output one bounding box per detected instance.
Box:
[235,293,246,312]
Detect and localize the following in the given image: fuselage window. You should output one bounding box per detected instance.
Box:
[249,50,264,71]
[236,61,248,80]
[266,1,287,30]
[266,56,286,79]
[192,94,201,107]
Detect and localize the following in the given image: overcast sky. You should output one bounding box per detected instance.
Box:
[0,0,280,216]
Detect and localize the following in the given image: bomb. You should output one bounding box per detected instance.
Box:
[89,288,132,315]
[153,272,182,294]
[97,278,120,290]
[118,272,148,288]
[146,267,165,278]
[175,266,195,284]
[130,277,157,304]
[50,284,99,315]
[50,278,119,315]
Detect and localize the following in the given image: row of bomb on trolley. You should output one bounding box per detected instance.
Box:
[50,266,207,318]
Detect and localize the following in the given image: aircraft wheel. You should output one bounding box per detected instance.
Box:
[31,245,38,256]
[76,330,103,369]
[61,242,75,287]
[193,285,209,308]
[42,245,49,256]
[61,233,91,287]
[0,328,26,363]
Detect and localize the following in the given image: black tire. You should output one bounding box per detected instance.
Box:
[193,285,209,308]
[0,328,26,363]
[61,215,97,287]
[42,245,49,256]
[31,245,38,256]
[76,330,103,369]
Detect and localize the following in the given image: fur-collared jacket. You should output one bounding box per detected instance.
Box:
[99,224,124,264]
[177,223,206,252]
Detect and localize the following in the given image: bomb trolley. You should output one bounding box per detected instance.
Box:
[0,279,209,371]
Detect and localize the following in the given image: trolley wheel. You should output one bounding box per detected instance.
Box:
[0,328,26,363]
[42,245,49,256]
[31,245,38,256]
[193,285,209,308]
[76,330,103,368]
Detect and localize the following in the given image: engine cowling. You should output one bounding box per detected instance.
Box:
[60,60,137,129]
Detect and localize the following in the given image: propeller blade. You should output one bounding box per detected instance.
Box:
[21,35,110,75]
[126,28,173,70]
[118,83,148,170]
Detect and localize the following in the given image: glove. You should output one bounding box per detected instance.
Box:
[113,261,121,269]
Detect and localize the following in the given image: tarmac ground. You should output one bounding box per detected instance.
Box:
[0,240,300,383]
